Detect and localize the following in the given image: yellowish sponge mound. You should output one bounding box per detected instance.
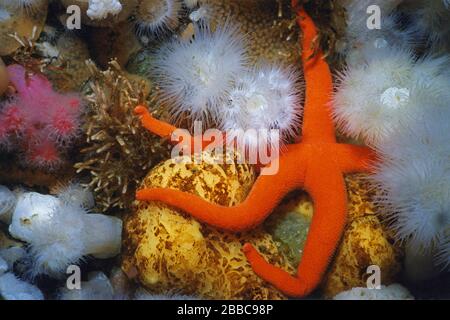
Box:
[122,152,294,299]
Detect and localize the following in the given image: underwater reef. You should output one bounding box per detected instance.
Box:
[0,0,449,300]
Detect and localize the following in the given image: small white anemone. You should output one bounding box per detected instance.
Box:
[55,182,95,209]
[25,202,86,277]
[152,21,247,127]
[221,65,302,151]
[86,0,123,20]
[135,0,182,36]
[189,5,208,23]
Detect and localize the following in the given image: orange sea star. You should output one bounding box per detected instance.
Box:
[134,3,376,297]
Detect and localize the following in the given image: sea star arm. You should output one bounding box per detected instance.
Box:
[334,144,377,173]
[136,155,305,231]
[135,105,224,151]
[243,161,347,296]
[134,105,177,139]
[298,7,336,144]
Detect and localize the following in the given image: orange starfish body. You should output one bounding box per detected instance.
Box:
[134,4,376,297]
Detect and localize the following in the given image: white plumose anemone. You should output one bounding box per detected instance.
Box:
[339,0,450,274]
[412,55,450,104]
[333,48,415,145]
[27,202,122,277]
[221,65,302,150]
[8,191,122,278]
[373,155,450,251]
[152,22,247,127]
[332,48,450,146]
[372,103,450,270]
[375,111,450,165]
[27,202,87,277]
[55,182,95,209]
[136,0,182,36]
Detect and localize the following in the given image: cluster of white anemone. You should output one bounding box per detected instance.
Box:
[337,0,413,66]
[338,0,450,64]
[333,0,450,272]
[333,49,450,145]
[152,20,303,151]
[86,0,123,20]
[0,183,122,283]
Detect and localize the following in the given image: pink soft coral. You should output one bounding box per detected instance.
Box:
[0,65,83,170]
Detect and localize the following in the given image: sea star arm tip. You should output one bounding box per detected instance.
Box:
[243,243,311,296]
[245,162,347,297]
[297,8,336,144]
[134,104,176,139]
[134,105,148,116]
[335,144,377,173]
